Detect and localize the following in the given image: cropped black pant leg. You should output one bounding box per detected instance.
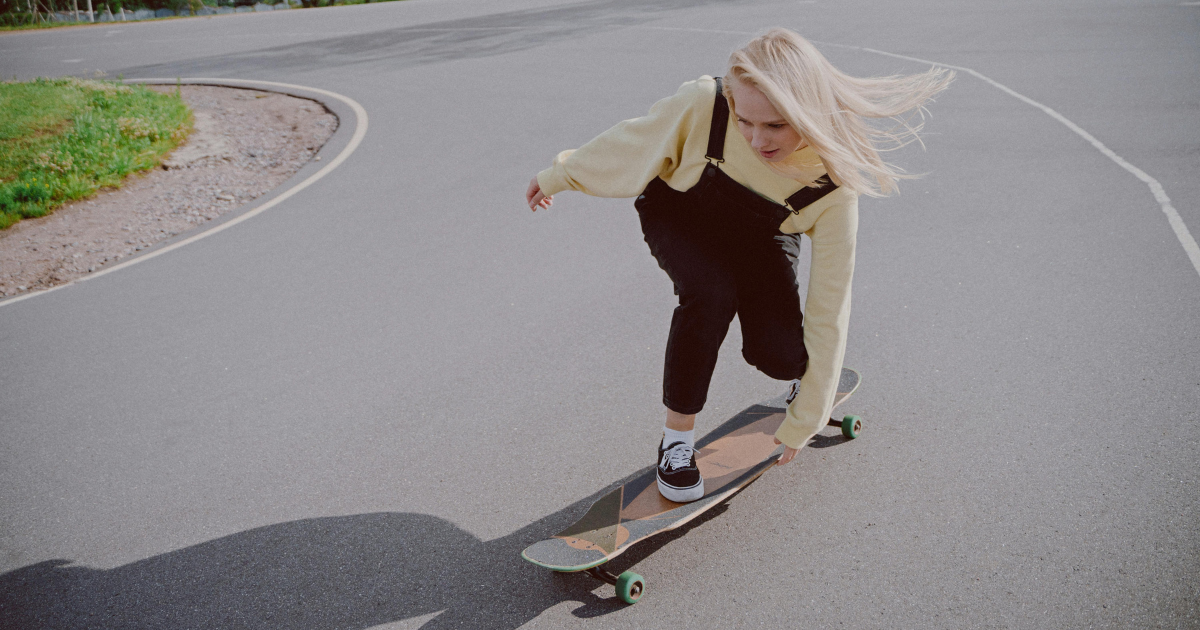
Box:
[636,185,809,416]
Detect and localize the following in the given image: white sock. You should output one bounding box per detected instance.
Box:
[662,427,695,449]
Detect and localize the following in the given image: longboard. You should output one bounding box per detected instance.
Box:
[521,367,862,604]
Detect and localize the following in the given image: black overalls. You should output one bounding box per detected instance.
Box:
[634,78,839,416]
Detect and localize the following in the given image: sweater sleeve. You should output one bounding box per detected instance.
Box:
[536,79,712,198]
[775,189,859,449]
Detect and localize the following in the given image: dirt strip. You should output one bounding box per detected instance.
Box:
[0,85,337,298]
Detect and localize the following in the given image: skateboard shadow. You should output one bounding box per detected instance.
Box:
[0,468,711,629]
[808,432,852,449]
[0,402,852,628]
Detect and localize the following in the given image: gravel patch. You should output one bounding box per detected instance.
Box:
[0,85,337,298]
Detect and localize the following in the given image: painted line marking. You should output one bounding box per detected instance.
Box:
[0,79,368,309]
[635,25,1200,281]
[638,25,765,36]
[847,45,1200,279]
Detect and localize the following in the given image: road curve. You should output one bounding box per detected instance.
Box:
[0,78,367,309]
[1,1,1197,627]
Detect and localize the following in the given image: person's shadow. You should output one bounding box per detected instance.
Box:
[0,401,850,629]
[0,476,736,629]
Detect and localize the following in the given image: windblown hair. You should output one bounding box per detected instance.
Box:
[724,28,953,196]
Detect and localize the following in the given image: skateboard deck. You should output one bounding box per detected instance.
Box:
[521,368,861,601]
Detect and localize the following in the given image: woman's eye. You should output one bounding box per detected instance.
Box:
[768,123,785,129]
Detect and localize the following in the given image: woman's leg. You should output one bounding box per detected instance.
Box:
[637,192,739,416]
[736,232,808,381]
[639,211,720,501]
[665,408,696,431]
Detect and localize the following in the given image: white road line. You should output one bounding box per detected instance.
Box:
[0,79,368,309]
[638,25,764,36]
[847,45,1200,279]
[637,25,1200,280]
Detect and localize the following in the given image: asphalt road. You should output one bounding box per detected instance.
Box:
[2,0,1198,627]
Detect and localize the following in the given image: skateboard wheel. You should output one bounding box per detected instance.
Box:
[841,415,862,439]
[615,571,645,604]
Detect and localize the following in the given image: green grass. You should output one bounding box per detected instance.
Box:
[0,77,192,229]
[0,19,83,31]
[0,0,408,30]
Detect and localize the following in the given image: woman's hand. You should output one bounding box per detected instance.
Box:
[526,177,553,211]
[773,436,800,466]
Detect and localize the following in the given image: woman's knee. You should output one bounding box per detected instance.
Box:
[743,340,807,381]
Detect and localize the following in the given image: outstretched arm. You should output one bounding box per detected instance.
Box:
[528,78,712,206]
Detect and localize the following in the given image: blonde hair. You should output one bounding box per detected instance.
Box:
[725,28,953,196]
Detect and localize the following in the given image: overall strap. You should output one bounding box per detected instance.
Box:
[705,75,840,215]
[705,77,729,163]
[784,174,839,214]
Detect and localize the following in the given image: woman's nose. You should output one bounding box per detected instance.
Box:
[751,129,768,149]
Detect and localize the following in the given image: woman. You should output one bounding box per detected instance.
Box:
[526,28,952,502]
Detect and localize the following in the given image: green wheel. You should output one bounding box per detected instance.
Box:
[615,571,645,604]
[841,415,863,439]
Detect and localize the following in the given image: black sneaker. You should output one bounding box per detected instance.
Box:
[656,440,704,503]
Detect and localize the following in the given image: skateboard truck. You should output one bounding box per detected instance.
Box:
[585,567,645,604]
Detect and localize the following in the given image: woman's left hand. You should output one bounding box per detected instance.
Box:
[773,437,800,466]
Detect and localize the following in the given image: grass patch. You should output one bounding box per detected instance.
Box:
[0,19,85,31]
[0,77,192,229]
[0,0,409,30]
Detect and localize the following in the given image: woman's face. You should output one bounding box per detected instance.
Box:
[730,78,805,162]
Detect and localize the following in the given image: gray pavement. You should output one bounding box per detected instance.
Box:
[2,0,1198,627]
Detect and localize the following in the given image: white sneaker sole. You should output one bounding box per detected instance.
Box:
[657,475,704,503]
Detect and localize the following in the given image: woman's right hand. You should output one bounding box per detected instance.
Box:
[526,176,553,211]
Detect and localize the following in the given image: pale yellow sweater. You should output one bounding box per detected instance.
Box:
[537,76,857,450]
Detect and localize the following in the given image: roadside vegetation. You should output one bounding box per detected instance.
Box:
[0,0,406,30]
[0,77,191,229]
